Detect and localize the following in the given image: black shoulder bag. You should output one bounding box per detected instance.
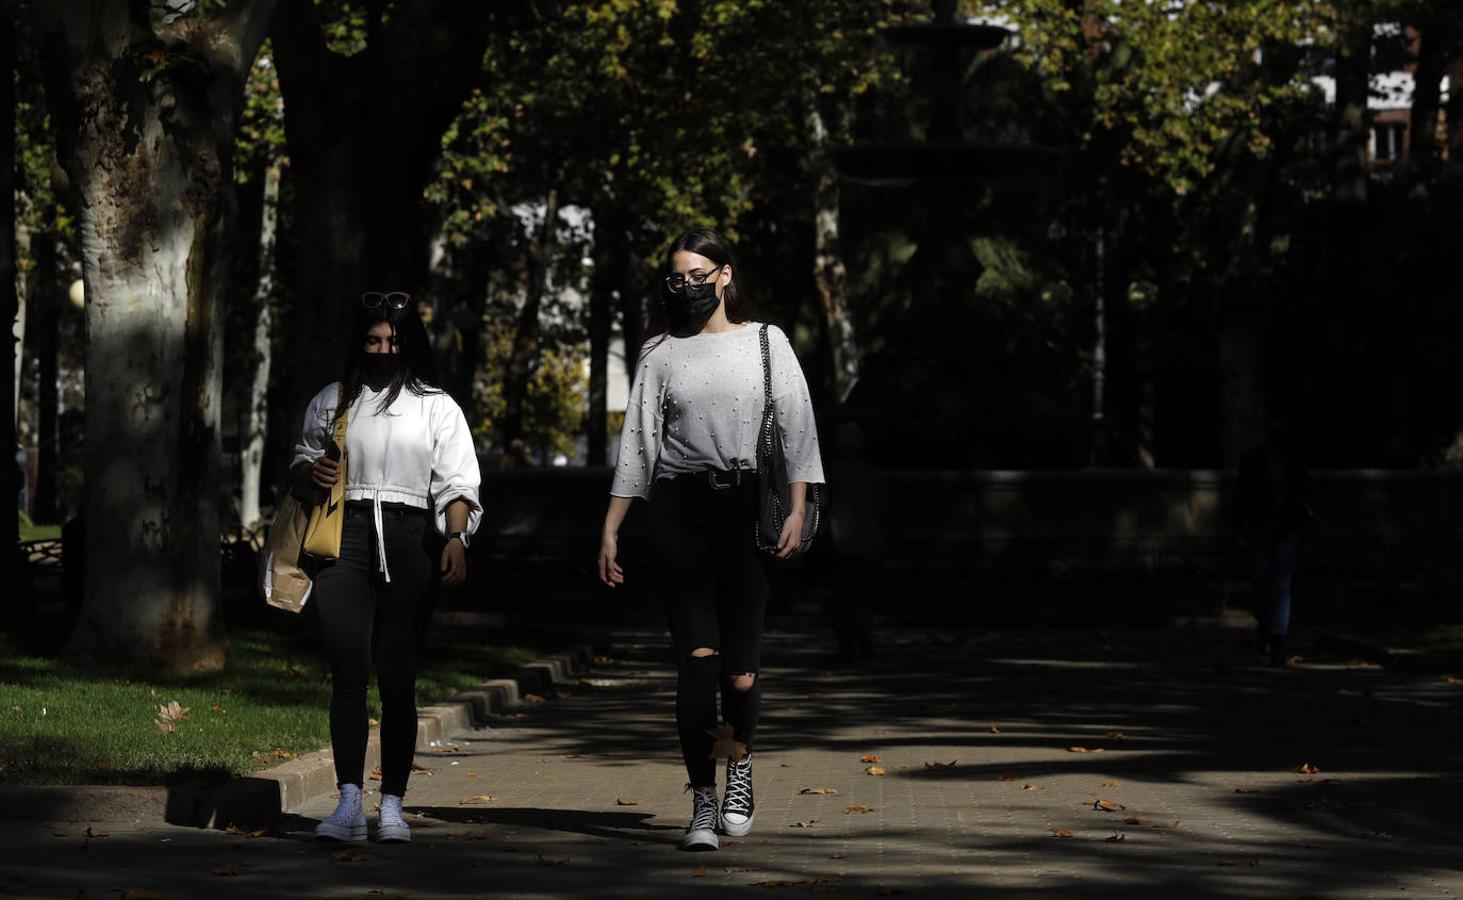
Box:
[755,324,822,557]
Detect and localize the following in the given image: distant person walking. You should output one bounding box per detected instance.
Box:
[1234,415,1312,667]
[292,291,481,843]
[597,229,825,851]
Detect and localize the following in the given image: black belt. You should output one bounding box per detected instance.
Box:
[668,467,755,490]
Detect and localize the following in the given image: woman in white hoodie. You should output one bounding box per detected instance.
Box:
[291,291,482,844]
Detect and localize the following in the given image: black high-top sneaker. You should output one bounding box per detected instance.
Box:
[680,784,720,851]
[720,754,755,836]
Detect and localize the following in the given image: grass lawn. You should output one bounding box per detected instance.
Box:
[0,615,569,786]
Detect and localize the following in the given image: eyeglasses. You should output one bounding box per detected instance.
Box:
[664,265,723,294]
[362,291,412,310]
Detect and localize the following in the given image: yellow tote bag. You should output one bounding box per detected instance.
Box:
[302,385,349,559]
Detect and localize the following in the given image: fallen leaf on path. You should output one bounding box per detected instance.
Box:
[791,820,818,828]
[247,829,267,838]
[1124,817,1144,826]
[805,692,825,700]
[865,766,886,776]
[989,726,1003,734]
[410,762,430,772]
[555,690,571,700]
[861,753,881,764]
[829,853,845,859]
[330,851,372,863]
[690,865,706,877]
[925,760,957,770]
[430,746,461,753]
[1233,788,1259,794]
[1217,859,1259,867]
[467,772,477,778]
[1444,676,1463,686]
[998,771,1019,781]
[1099,780,1120,787]
[1093,799,1125,812]
[211,865,240,877]
[511,712,530,719]
[706,724,748,762]
[84,826,108,838]
[1345,659,1378,669]
[1067,746,1090,753]
[272,748,294,760]
[593,655,614,664]
[752,880,806,888]
[524,694,546,704]
[615,799,638,806]
[799,787,839,795]
[1049,827,1072,837]
[1295,763,1320,775]
[535,758,549,764]
[1105,833,1126,843]
[1359,831,1393,840]
[368,765,383,781]
[1106,730,1126,740]
[535,854,569,866]
[843,804,873,814]
[561,754,581,760]
[52,828,70,838]
[459,795,493,804]
[1022,784,1040,791]
[368,717,379,726]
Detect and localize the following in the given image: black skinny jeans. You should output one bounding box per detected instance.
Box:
[312,502,434,797]
[649,473,769,787]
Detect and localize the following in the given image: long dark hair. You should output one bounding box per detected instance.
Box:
[333,295,441,424]
[645,228,755,354]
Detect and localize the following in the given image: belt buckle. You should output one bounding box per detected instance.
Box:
[707,468,740,490]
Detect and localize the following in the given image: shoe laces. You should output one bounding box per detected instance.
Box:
[723,755,753,815]
[379,793,405,826]
[327,786,361,823]
[685,784,719,832]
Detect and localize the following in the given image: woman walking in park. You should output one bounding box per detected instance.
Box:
[292,291,482,843]
[597,229,825,851]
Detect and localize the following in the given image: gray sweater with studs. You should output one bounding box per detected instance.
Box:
[610,323,825,499]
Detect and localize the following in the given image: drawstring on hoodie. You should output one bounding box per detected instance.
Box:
[373,489,392,583]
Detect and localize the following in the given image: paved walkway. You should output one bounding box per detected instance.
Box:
[4,628,1462,898]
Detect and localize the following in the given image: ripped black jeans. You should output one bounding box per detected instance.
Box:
[649,472,769,787]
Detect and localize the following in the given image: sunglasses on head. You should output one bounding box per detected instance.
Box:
[361,291,412,310]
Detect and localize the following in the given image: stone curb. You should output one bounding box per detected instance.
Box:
[0,644,597,828]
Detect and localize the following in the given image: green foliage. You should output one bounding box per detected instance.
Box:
[233,41,287,182]
[474,321,588,463]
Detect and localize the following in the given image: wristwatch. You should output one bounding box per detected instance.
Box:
[448,531,471,549]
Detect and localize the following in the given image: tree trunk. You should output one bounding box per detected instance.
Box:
[34,0,276,670]
[587,204,633,466]
[270,0,495,434]
[1406,17,1448,172]
[239,160,281,529]
[1,0,19,562]
[26,230,59,523]
[501,191,559,454]
[1332,3,1371,208]
[804,94,859,402]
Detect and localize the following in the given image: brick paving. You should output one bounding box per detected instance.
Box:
[3,627,1462,898]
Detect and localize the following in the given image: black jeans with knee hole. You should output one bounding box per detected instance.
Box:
[312,502,436,797]
[649,473,769,787]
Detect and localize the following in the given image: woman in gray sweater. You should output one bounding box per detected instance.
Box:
[597,229,824,851]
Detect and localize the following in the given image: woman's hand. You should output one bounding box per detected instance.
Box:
[309,448,346,490]
[440,537,468,587]
[775,508,805,559]
[598,531,625,587]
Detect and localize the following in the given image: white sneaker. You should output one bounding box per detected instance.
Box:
[721,754,755,836]
[314,783,367,842]
[376,793,411,843]
[679,784,720,851]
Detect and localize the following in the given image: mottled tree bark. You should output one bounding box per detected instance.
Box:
[1,0,19,565]
[24,230,59,523]
[804,94,859,403]
[33,0,277,669]
[239,160,281,528]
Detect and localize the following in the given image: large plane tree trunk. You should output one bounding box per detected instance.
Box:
[239,159,281,529]
[33,0,276,670]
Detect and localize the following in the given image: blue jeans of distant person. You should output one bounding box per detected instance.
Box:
[1249,531,1301,637]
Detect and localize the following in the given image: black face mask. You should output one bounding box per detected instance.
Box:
[361,352,403,387]
[669,279,721,331]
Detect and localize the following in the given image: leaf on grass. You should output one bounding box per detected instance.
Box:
[535,854,569,866]
[842,804,873,814]
[1105,833,1126,843]
[799,787,839,795]
[1093,799,1126,812]
[998,771,1019,781]
[210,705,227,716]
[330,850,372,863]
[861,753,881,764]
[1049,827,1072,837]
[459,795,494,804]
[791,820,818,828]
[865,766,887,776]
[615,799,638,806]
[272,749,294,760]
[691,864,707,877]
[1295,763,1320,775]
[211,865,240,877]
[1099,780,1120,787]
[705,724,748,762]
